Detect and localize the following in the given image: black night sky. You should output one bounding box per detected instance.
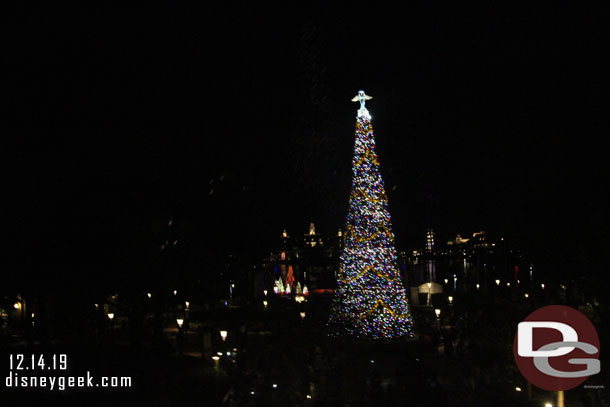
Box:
[4,3,609,288]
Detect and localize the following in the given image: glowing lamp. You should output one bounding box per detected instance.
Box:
[220,330,228,341]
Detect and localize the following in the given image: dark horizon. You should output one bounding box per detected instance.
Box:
[4,3,609,288]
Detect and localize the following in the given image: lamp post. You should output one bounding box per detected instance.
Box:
[107,313,115,341]
[263,300,268,309]
[434,308,441,331]
[176,318,184,354]
[300,312,306,320]
[448,296,453,305]
[557,390,564,407]
[13,301,23,331]
[220,330,228,342]
[495,279,500,286]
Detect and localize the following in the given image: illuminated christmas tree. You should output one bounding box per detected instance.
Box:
[328,91,415,339]
[286,265,295,288]
[275,278,285,295]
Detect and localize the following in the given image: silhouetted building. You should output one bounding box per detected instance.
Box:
[257,223,343,296]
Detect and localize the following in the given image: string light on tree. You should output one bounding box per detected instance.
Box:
[328,90,415,339]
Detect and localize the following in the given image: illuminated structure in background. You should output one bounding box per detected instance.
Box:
[425,228,435,253]
[328,91,415,339]
[424,227,437,283]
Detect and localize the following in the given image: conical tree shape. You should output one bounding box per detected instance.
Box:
[328,93,415,339]
[286,265,295,287]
